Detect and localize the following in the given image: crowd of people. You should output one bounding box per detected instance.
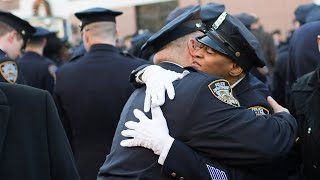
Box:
[0,1,319,180]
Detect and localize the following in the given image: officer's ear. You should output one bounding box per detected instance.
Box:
[229,63,243,77]
[7,31,16,44]
[187,38,199,57]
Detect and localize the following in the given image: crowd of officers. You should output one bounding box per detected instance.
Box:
[0,1,319,180]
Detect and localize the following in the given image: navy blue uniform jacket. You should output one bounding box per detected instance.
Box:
[54,44,146,180]
[17,51,55,93]
[97,62,297,180]
[0,82,79,180]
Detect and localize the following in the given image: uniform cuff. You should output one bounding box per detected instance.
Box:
[158,137,175,165]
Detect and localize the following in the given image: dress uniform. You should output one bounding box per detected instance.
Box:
[291,64,320,180]
[0,11,35,84]
[0,82,80,180]
[98,7,297,180]
[17,27,57,93]
[54,8,147,180]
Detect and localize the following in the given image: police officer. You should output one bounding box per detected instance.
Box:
[98,7,297,179]
[122,7,284,180]
[17,27,57,93]
[289,28,320,180]
[0,11,79,180]
[0,10,35,84]
[53,7,147,180]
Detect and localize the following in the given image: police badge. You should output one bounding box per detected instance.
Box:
[208,79,240,107]
[0,61,18,83]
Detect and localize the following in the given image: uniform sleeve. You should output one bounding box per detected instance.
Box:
[185,78,298,165]
[162,140,230,180]
[45,92,80,180]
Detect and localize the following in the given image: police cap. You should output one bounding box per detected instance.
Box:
[200,3,225,30]
[294,3,317,25]
[305,6,320,23]
[75,7,123,30]
[31,27,55,39]
[197,12,265,72]
[234,12,257,29]
[142,6,202,54]
[0,10,35,42]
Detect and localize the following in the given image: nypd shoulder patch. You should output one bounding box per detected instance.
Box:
[0,61,18,84]
[248,106,270,116]
[206,164,228,180]
[208,79,240,107]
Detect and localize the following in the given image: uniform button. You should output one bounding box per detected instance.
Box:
[313,164,317,169]
[179,177,184,180]
[171,172,176,177]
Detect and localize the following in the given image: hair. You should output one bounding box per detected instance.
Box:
[0,22,23,41]
[154,31,201,63]
[84,21,116,43]
[28,37,45,47]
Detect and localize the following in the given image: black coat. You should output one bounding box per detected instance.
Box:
[54,43,146,180]
[17,51,56,93]
[291,65,320,180]
[0,82,79,180]
[0,50,25,84]
[97,62,297,180]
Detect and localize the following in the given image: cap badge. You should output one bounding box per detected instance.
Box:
[208,79,240,107]
[21,30,25,35]
[212,12,227,30]
[0,61,18,83]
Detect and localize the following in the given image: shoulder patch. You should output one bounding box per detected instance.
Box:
[0,61,18,83]
[208,79,240,107]
[248,106,270,116]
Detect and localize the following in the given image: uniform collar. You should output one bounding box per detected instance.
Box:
[158,61,189,74]
[232,74,250,96]
[88,44,119,53]
[0,49,7,58]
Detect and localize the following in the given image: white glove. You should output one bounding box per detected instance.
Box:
[139,65,189,112]
[120,107,174,157]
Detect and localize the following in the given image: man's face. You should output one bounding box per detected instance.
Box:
[191,42,235,78]
[7,32,24,59]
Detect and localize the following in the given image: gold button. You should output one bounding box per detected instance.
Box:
[171,172,176,177]
[235,51,241,57]
[179,177,184,180]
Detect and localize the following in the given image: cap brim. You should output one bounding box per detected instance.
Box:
[196,35,227,55]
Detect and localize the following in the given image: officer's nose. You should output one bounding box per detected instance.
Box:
[194,46,205,59]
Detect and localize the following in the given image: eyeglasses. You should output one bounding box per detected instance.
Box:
[80,28,90,36]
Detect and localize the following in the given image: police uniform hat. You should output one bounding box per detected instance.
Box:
[294,3,317,25]
[142,6,202,54]
[31,27,55,39]
[0,10,35,41]
[75,7,123,30]
[200,3,225,30]
[305,6,320,23]
[234,12,257,29]
[197,12,265,72]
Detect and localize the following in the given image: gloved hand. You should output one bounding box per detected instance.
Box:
[120,106,174,156]
[140,65,189,112]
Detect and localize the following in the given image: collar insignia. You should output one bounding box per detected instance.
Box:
[208,79,240,107]
[0,61,18,84]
